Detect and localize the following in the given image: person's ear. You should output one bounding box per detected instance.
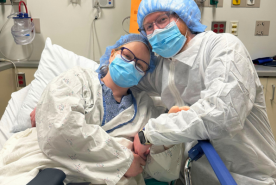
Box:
[111,49,116,57]
[109,49,116,63]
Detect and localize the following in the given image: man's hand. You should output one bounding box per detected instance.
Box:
[168,106,190,114]
[133,133,151,160]
[124,153,146,178]
[30,107,36,127]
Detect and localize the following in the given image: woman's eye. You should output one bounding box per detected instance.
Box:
[125,55,132,60]
[137,63,144,71]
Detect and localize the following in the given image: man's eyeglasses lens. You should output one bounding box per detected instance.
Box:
[141,13,171,37]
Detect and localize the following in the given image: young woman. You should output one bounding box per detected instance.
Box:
[0,34,183,185]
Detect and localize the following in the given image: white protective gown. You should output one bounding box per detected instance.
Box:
[33,67,182,185]
[133,31,276,185]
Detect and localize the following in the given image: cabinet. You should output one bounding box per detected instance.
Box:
[260,77,276,140]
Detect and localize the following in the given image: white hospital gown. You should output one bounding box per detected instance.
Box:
[35,67,182,185]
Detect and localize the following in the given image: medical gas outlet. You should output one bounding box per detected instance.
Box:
[233,0,240,5]
[210,0,218,7]
[230,21,239,36]
[247,0,255,6]
[94,0,114,8]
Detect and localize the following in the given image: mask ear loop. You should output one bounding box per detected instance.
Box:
[175,17,188,38]
[175,18,188,37]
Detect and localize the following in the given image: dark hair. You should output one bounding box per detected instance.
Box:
[99,65,109,78]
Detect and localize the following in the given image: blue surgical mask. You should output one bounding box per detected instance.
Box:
[147,20,187,58]
[109,55,144,88]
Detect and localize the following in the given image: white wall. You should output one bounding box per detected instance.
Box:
[199,0,276,59]
[0,0,275,61]
[0,0,132,62]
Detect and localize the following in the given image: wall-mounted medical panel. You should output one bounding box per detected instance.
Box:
[231,0,260,8]
[255,21,270,36]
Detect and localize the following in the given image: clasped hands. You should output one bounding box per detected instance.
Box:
[126,106,189,177]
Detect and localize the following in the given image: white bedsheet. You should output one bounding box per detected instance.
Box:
[0,120,14,152]
[0,127,180,185]
[0,85,31,151]
[0,128,100,185]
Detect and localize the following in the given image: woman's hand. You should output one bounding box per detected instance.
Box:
[124,153,146,178]
[133,106,190,161]
[133,133,151,160]
[30,107,36,127]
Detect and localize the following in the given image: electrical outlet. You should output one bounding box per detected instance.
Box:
[17,72,26,87]
[230,21,239,36]
[1,0,27,5]
[211,21,226,34]
[255,21,270,36]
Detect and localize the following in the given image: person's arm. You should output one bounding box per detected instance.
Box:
[30,107,36,127]
[144,34,257,146]
[36,67,143,185]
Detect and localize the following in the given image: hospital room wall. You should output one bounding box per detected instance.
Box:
[0,0,132,62]
[198,0,276,60]
[0,0,275,62]
[0,68,35,118]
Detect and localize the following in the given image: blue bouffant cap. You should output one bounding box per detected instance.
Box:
[137,0,207,33]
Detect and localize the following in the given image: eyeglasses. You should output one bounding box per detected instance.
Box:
[138,12,177,37]
[117,47,150,73]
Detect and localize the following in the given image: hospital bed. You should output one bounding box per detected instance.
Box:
[0,86,238,185]
[0,38,237,184]
[185,140,237,185]
[24,140,239,185]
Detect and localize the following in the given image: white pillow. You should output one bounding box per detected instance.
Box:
[12,38,100,132]
[0,85,30,149]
